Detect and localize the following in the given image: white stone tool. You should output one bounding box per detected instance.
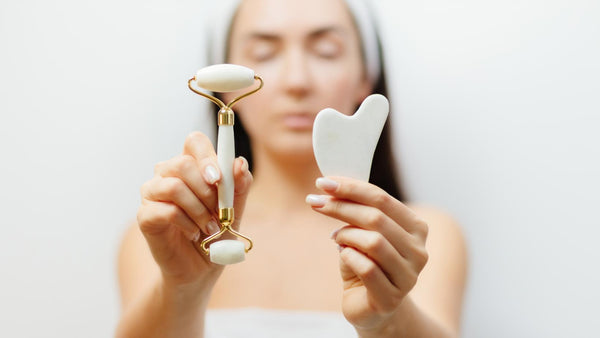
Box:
[195,64,256,93]
[312,94,389,181]
[188,64,262,265]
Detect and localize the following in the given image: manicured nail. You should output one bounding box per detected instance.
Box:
[239,156,249,173]
[207,219,220,235]
[306,194,327,207]
[190,230,201,242]
[316,177,339,191]
[330,228,340,240]
[204,165,220,184]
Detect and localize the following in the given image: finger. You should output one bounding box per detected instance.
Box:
[231,156,253,230]
[316,176,425,237]
[155,154,219,217]
[182,131,221,185]
[335,226,416,291]
[339,247,400,313]
[143,176,216,235]
[307,195,415,260]
[137,200,200,242]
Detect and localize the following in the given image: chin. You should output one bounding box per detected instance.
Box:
[271,133,315,159]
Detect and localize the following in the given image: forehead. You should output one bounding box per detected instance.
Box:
[231,0,356,37]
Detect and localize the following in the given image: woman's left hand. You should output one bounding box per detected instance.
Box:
[306,176,429,333]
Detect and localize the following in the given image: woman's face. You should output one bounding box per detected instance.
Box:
[223,0,372,159]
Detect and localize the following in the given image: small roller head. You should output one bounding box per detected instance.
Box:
[209,240,246,265]
[195,64,255,93]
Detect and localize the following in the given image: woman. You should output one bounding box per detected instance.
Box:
[116,0,468,337]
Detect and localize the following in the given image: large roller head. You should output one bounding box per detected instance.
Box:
[195,64,255,93]
[209,240,246,265]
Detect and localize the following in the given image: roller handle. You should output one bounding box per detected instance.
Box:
[211,124,244,265]
[217,125,235,209]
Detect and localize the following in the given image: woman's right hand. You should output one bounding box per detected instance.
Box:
[136,131,253,293]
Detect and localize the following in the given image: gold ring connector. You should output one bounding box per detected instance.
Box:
[218,107,235,126]
[218,207,234,227]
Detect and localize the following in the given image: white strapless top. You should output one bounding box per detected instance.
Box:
[205,308,357,338]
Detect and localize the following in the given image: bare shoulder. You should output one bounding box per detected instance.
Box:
[405,203,468,271]
[405,203,469,333]
[407,203,467,246]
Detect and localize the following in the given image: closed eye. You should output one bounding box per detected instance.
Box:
[311,38,343,59]
[242,34,281,62]
[308,27,346,60]
[247,41,278,61]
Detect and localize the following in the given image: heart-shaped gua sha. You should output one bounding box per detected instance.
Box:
[313,94,389,182]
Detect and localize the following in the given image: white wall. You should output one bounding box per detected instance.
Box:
[0,1,211,336]
[0,0,598,337]
[376,1,600,337]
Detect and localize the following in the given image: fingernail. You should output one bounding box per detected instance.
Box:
[306,194,327,207]
[330,228,340,240]
[204,165,220,184]
[191,230,201,242]
[316,177,339,191]
[207,219,220,235]
[239,156,249,173]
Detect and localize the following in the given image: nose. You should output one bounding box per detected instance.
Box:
[280,46,312,99]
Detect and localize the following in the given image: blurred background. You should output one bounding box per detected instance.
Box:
[0,0,598,337]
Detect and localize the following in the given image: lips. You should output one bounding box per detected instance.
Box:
[281,113,316,130]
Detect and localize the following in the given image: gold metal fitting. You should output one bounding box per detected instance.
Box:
[218,207,234,227]
[199,207,253,256]
[218,107,234,126]
[187,75,263,111]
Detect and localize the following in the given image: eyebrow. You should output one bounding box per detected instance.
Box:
[242,26,348,42]
[308,26,348,39]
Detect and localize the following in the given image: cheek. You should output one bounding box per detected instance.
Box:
[312,65,364,115]
[225,86,274,136]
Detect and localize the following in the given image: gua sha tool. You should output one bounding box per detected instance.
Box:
[188,64,263,265]
[313,94,389,181]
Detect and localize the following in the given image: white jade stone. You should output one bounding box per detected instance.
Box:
[195,64,255,92]
[210,240,246,265]
[312,94,389,181]
[217,125,235,209]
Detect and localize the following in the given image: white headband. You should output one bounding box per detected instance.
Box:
[207,0,382,84]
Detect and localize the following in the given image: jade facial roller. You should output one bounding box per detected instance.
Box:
[187,64,263,265]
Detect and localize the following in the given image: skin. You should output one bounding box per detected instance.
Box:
[116,0,468,337]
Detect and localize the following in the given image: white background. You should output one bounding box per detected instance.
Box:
[0,0,598,337]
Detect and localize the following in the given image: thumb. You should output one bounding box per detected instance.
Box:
[230,156,253,231]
